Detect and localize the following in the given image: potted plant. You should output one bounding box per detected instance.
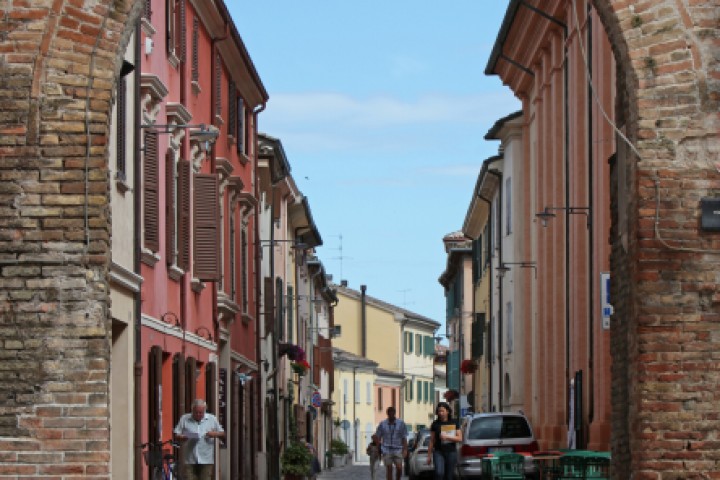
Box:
[461,359,477,374]
[281,441,312,480]
[330,438,349,467]
[291,359,311,376]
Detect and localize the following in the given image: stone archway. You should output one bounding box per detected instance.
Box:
[590,1,719,476]
[0,0,142,477]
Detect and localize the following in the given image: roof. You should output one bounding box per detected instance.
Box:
[333,347,378,369]
[333,284,441,330]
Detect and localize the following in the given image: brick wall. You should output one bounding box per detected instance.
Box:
[593,0,720,477]
[0,0,140,477]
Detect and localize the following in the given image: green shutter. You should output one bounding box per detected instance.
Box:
[448,350,460,390]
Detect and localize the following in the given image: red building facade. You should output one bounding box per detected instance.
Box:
[138,1,267,478]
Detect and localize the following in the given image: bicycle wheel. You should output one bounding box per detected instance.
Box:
[151,466,164,480]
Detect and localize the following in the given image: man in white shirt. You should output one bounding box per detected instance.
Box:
[174,399,225,480]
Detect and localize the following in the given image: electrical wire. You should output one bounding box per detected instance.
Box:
[571,0,720,255]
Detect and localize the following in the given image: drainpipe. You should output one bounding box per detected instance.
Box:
[133,20,142,480]
[485,169,503,411]
[586,4,595,431]
[478,193,493,413]
[360,285,367,357]
[252,102,266,480]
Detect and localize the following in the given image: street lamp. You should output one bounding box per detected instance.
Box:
[536,206,591,228]
[497,261,537,279]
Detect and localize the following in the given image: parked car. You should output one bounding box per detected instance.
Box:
[457,412,539,479]
[407,429,433,480]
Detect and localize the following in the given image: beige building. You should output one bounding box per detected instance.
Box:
[332,348,377,462]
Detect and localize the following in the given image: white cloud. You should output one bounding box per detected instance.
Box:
[264,91,518,128]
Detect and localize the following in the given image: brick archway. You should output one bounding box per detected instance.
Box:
[0,0,142,477]
[591,1,719,476]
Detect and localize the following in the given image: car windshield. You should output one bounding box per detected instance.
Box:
[467,416,531,440]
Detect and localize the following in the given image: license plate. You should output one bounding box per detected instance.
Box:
[488,447,513,453]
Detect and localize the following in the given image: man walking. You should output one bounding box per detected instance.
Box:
[174,398,225,480]
[375,406,408,480]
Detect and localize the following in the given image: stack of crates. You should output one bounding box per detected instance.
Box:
[558,451,610,480]
[481,452,525,480]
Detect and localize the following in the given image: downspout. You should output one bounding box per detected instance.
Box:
[133,20,142,480]
[478,193,493,412]
[360,285,367,357]
[485,169,503,411]
[563,14,571,433]
[352,366,358,463]
[586,4,595,429]
[252,102,266,479]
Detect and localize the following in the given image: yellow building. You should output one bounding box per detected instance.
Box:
[333,283,440,435]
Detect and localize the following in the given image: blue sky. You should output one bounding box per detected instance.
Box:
[230,2,520,326]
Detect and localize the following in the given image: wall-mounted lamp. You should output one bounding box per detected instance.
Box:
[497,261,537,279]
[195,326,213,342]
[236,372,253,387]
[260,239,309,250]
[536,206,591,228]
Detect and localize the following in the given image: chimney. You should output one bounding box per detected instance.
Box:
[340,280,348,287]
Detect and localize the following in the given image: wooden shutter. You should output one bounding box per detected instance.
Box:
[313,345,320,385]
[143,130,159,251]
[178,0,186,59]
[206,362,217,413]
[185,357,197,408]
[472,313,485,359]
[236,97,244,154]
[191,17,199,83]
[145,0,152,20]
[193,173,220,281]
[173,353,186,425]
[148,346,163,443]
[276,277,283,339]
[116,77,126,179]
[215,53,222,118]
[177,160,191,271]
[166,0,175,55]
[165,150,176,266]
[286,285,294,342]
[264,277,274,337]
[228,82,237,136]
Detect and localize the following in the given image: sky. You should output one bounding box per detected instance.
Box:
[230,2,520,327]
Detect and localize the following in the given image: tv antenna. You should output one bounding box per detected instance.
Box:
[329,234,351,280]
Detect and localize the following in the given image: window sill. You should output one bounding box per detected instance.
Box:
[191,80,201,95]
[191,278,205,293]
[168,264,184,282]
[140,248,160,266]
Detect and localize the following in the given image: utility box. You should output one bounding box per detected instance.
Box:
[700,198,720,231]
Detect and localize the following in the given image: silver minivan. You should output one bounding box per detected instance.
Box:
[457,412,539,479]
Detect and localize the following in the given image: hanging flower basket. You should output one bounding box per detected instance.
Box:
[291,360,311,376]
[279,343,306,362]
[444,389,459,402]
[461,359,477,374]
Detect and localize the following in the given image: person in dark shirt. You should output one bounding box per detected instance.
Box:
[427,402,462,480]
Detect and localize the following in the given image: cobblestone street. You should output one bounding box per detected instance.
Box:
[318,461,409,479]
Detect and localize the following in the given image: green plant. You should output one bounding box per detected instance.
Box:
[330,438,349,455]
[280,441,312,476]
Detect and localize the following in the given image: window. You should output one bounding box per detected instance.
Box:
[228,81,237,140]
[378,388,383,411]
[405,380,413,402]
[505,177,512,235]
[276,278,284,339]
[166,0,176,59]
[355,380,360,404]
[366,382,371,404]
[343,379,348,415]
[177,160,191,270]
[415,334,422,356]
[404,332,413,354]
[416,380,422,403]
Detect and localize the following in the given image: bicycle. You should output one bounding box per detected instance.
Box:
[141,439,180,480]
